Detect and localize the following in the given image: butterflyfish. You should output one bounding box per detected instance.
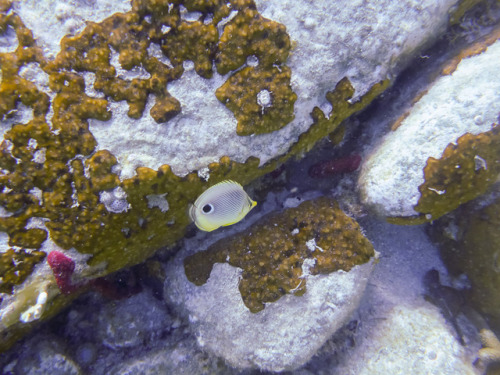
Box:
[189,180,257,232]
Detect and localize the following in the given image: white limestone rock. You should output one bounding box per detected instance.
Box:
[332,305,478,375]
[165,253,377,372]
[358,40,500,217]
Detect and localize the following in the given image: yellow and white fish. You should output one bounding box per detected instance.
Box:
[189,180,257,232]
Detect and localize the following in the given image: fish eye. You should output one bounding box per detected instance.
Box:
[202,204,214,214]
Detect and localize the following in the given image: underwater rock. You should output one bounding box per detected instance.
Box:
[168,261,376,372]
[4,333,83,375]
[332,305,477,375]
[165,197,377,372]
[359,34,500,220]
[8,0,458,177]
[95,292,171,350]
[105,336,236,375]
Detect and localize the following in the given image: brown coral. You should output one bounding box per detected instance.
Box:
[415,124,500,220]
[216,2,290,75]
[216,66,296,135]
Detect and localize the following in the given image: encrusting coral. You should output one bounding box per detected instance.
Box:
[0,249,46,294]
[184,197,375,313]
[415,124,500,221]
[215,66,297,136]
[477,329,500,374]
[0,0,389,352]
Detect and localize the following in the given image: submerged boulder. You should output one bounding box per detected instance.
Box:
[166,197,377,371]
[359,32,500,221]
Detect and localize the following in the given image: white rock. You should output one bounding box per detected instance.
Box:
[12,0,131,58]
[165,255,377,372]
[332,305,478,375]
[358,40,500,217]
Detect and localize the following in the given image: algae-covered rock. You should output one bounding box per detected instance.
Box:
[431,196,500,328]
[414,124,500,220]
[184,197,374,312]
[215,65,296,136]
[359,33,500,220]
[0,0,463,352]
[166,197,376,371]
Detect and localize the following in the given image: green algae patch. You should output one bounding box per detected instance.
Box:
[430,196,500,329]
[184,197,375,313]
[414,124,500,221]
[216,66,296,136]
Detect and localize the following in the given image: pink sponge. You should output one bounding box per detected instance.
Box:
[47,251,80,294]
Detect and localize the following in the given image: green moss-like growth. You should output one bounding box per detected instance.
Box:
[184,197,375,313]
[85,150,121,192]
[415,124,500,220]
[0,249,46,294]
[0,3,47,120]
[430,196,500,330]
[216,66,296,135]
[9,229,47,249]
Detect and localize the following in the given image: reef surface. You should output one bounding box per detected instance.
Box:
[0,0,499,374]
